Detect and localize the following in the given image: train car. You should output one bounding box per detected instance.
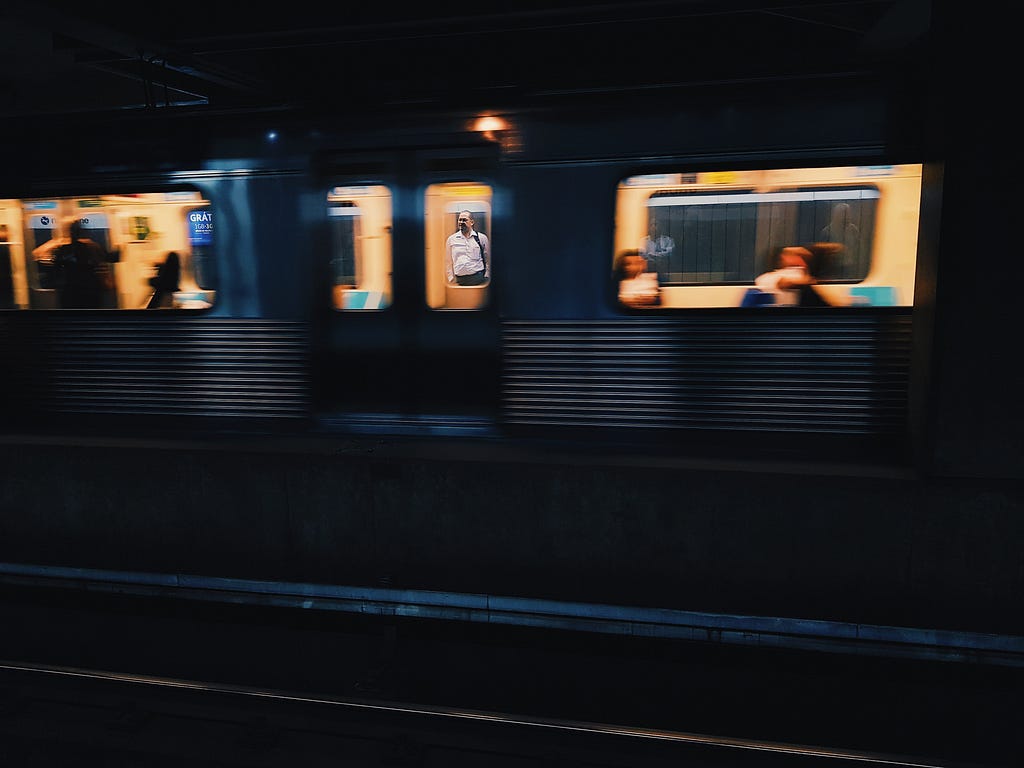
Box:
[0,11,1021,667]
[0,101,929,448]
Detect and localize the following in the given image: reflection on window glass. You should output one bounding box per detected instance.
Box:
[643,187,876,284]
[424,182,492,310]
[614,165,922,309]
[329,185,392,311]
[0,192,214,310]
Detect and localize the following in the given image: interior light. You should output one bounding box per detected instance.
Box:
[472,115,508,134]
[469,114,521,153]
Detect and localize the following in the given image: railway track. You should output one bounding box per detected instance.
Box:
[0,661,979,768]
[0,583,1017,767]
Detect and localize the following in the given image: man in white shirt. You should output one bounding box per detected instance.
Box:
[446,211,490,286]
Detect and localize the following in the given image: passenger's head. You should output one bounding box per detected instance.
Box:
[806,241,843,277]
[615,249,647,279]
[776,246,812,269]
[457,210,473,234]
[67,217,84,241]
[830,202,851,230]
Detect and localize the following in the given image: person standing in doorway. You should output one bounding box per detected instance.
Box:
[445,210,490,286]
[32,217,114,308]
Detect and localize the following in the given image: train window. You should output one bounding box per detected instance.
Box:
[614,165,922,309]
[0,192,214,310]
[329,185,393,311]
[424,182,492,310]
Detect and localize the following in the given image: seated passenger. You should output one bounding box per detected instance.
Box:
[614,249,661,308]
[147,251,181,309]
[753,246,831,307]
[806,241,845,279]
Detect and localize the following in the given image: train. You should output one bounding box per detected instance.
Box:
[0,104,928,443]
[0,36,1021,667]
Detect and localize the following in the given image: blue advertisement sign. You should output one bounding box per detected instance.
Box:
[187,208,213,246]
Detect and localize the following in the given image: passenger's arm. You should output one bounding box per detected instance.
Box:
[32,237,66,260]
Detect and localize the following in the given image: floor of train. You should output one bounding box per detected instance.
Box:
[0,584,1019,767]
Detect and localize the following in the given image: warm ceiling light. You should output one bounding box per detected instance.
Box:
[472,115,508,133]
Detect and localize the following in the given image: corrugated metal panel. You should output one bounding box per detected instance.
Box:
[2,317,309,419]
[502,315,913,435]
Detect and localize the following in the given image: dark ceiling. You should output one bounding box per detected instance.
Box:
[1,1,932,122]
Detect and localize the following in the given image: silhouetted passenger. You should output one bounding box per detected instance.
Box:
[33,218,113,309]
[820,202,860,258]
[147,251,181,309]
[804,240,845,283]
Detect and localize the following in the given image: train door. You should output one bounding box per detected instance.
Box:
[317,149,501,433]
[412,181,499,424]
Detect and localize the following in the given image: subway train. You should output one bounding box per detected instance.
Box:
[0,96,929,448]
[0,63,1021,666]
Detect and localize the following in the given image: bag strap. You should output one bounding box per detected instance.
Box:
[473,233,486,273]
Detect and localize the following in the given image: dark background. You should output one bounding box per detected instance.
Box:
[1,1,935,120]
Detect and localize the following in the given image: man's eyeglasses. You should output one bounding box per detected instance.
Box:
[458,218,470,223]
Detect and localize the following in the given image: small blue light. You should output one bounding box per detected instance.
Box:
[266,130,279,143]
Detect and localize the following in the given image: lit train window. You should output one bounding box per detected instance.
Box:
[328,185,393,311]
[424,182,492,310]
[0,191,214,310]
[614,165,922,309]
